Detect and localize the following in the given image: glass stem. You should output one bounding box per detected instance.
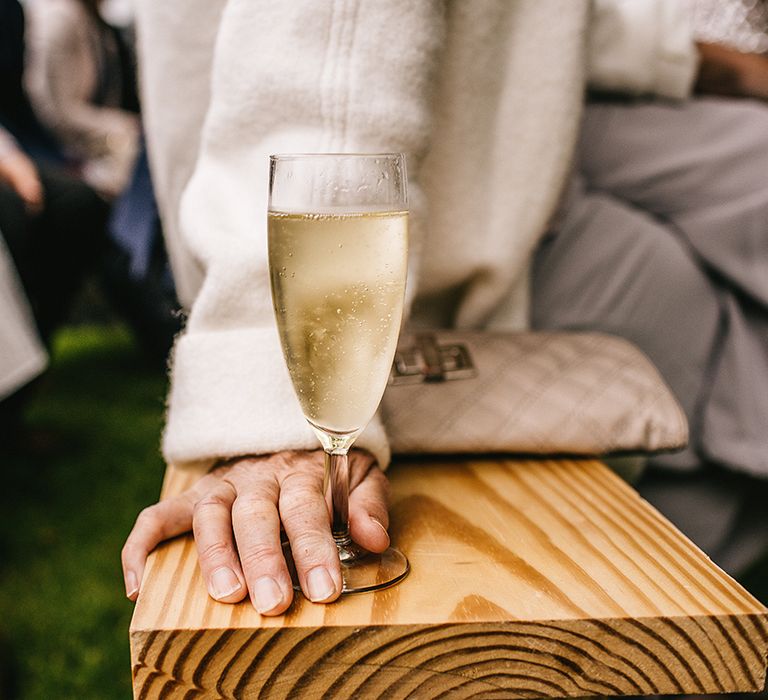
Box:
[325,449,351,547]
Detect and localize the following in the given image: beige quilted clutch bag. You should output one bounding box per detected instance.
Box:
[382,331,688,456]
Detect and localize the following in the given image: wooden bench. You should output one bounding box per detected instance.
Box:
[130,458,768,699]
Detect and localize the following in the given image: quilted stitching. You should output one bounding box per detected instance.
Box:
[381,332,689,455]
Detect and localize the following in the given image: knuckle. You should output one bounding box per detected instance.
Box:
[278,487,303,514]
[366,464,387,487]
[279,483,321,517]
[239,543,281,571]
[284,451,324,476]
[279,499,311,525]
[136,506,160,528]
[230,494,251,518]
[290,531,333,560]
[194,493,231,514]
[231,492,271,520]
[197,539,232,563]
[280,470,317,491]
[228,458,278,484]
[351,449,376,468]
[209,462,233,478]
[367,468,391,501]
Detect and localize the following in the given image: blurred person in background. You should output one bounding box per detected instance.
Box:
[0,124,109,451]
[24,0,140,198]
[23,0,181,362]
[689,0,768,54]
[104,143,181,363]
[0,0,107,450]
[122,1,768,615]
[0,127,47,451]
[0,0,63,164]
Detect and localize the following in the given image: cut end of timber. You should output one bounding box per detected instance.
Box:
[130,458,768,699]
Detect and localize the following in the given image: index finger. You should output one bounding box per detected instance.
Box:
[280,470,342,603]
[121,493,196,600]
[231,478,293,615]
[122,467,234,600]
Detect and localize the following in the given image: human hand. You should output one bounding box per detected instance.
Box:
[121,448,389,615]
[696,42,768,101]
[0,149,44,215]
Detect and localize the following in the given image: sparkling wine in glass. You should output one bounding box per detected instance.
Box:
[268,153,409,593]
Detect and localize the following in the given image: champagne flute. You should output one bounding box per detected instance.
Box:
[267,153,410,593]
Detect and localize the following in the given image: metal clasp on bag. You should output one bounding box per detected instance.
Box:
[389,333,477,385]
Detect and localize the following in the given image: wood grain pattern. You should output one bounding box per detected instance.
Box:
[130,459,768,699]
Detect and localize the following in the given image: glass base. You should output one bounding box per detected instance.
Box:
[282,537,409,594]
[340,545,410,593]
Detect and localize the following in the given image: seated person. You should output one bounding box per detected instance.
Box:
[0,128,46,448]
[123,1,768,614]
[5,0,178,365]
[24,0,140,197]
[0,126,108,449]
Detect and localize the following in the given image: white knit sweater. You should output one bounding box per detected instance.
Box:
[135,0,697,470]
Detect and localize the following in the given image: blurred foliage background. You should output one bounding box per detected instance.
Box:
[0,324,166,699]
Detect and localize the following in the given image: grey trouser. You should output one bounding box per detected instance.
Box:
[532,98,768,574]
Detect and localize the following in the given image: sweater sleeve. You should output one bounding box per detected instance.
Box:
[162,0,442,469]
[587,0,699,99]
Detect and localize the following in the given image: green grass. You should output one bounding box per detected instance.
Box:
[0,325,167,699]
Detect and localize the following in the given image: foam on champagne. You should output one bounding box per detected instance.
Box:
[268,211,408,435]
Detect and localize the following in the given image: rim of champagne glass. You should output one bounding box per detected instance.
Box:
[270,152,404,160]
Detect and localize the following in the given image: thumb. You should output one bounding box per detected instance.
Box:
[348,465,390,553]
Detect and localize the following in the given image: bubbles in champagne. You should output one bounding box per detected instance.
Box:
[268,211,408,433]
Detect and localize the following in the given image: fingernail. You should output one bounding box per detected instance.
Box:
[370,517,390,544]
[306,567,336,602]
[210,567,242,600]
[253,576,283,614]
[125,570,139,599]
